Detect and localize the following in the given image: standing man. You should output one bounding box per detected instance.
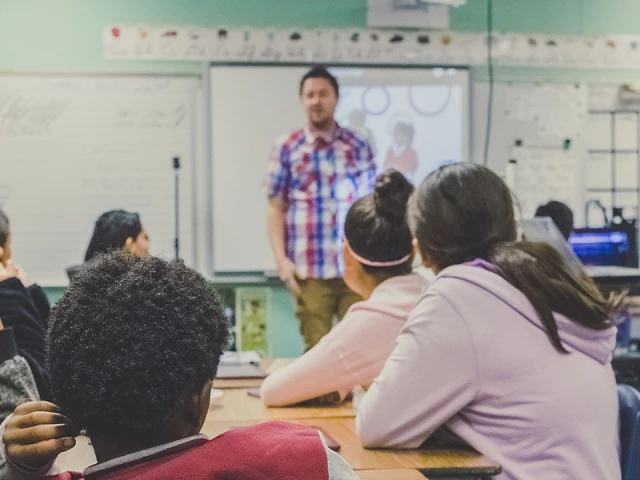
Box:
[265,66,376,351]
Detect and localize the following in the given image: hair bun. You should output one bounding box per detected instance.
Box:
[374,169,415,222]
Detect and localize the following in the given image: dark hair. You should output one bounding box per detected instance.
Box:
[344,170,414,278]
[299,66,339,97]
[0,210,8,248]
[48,252,228,448]
[84,210,143,262]
[409,163,618,353]
[535,200,574,240]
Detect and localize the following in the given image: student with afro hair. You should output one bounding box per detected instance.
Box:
[0,253,357,480]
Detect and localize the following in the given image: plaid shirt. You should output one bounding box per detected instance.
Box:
[265,125,376,279]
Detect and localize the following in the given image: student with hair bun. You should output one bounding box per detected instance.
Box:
[261,170,429,407]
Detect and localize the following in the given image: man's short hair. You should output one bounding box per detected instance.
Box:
[299,66,339,97]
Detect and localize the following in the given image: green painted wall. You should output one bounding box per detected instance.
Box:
[13,0,640,356]
[3,0,640,75]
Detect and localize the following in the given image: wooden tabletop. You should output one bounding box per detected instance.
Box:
[202,417,501,477]
[209,387,356,421]
[358,469,427,479]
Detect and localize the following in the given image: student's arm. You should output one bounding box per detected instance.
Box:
[25,286,51,331]
[354,144,377,198]
[0,402,73,480]
[266,197,301,295]
[260,323,358,406]
[264,143,301,294]
[0,320,40,425]
[0,279,50,401]
[356,290,477,448]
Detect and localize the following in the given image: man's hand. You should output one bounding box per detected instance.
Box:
[2,402,76,471]
[277,258,304,296]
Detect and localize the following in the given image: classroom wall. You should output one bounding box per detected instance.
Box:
[7,0,640,356]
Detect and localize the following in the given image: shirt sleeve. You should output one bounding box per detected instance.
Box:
[260,321,360,406]
[319,432,359,480]
[0,350,40,425]
[0,279,50,401]
[263,141,291,199]
[355,290,478,449]
[353,143,376,199]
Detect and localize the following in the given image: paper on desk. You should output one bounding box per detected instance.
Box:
[220,350,261,366]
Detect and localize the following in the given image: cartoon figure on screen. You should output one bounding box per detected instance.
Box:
[384,122,418,182]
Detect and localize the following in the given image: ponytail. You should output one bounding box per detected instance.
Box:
[487,242,621,353]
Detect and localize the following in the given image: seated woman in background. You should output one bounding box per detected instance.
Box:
[535,200,574,240]
[1,253,357,480]
[261,170,429,407]
[0,210,51,401]
[0,316,39,425]
[66,210,149,280]
[356,164,621,480]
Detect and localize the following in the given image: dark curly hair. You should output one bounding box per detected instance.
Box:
[47,252,229,447]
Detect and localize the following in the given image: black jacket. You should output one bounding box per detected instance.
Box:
[0,278,51,400]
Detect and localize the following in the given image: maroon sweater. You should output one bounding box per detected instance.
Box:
[45,422,329,480]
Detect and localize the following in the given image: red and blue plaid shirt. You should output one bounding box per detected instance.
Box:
[265,125,376,279]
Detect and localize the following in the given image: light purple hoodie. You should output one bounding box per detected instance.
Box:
[356,261,621,480]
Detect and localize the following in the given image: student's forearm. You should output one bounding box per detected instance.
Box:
[267,199,287,265]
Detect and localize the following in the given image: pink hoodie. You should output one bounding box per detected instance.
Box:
[261,274,429,407]
[356,261,621,480]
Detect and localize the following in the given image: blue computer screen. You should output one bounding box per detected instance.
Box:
[569,230,630,266]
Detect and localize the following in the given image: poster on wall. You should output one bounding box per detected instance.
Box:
[235,288,270,355]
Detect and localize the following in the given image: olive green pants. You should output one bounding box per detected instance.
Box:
[295,278,362,352]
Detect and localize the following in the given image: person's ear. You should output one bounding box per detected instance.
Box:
[413,238,433,270]
[124,237,136,254]
[191,379,212,431]
[0,245,4,264]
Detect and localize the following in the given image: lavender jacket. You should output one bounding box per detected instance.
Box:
[357,260,621,480]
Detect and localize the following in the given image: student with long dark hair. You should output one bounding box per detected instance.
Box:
[66,210,149,280]
[261,171,428,406]
[356,164,621,480]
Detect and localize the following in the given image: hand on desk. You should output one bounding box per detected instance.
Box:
[2,401,76,471]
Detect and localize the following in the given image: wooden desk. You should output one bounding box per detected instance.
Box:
[202,417,501,478]
[209,387,355,421]
[358,469,427,479]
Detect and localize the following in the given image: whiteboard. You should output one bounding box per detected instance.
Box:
[0,75,197,285]
[511,147,583,220]
[211,65,470,274]
[472,82,588,225]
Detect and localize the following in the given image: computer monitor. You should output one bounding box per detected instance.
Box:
[569,226,638,268]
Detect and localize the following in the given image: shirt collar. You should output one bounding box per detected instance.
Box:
[83,434,209,479]
[304,122,344,145]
